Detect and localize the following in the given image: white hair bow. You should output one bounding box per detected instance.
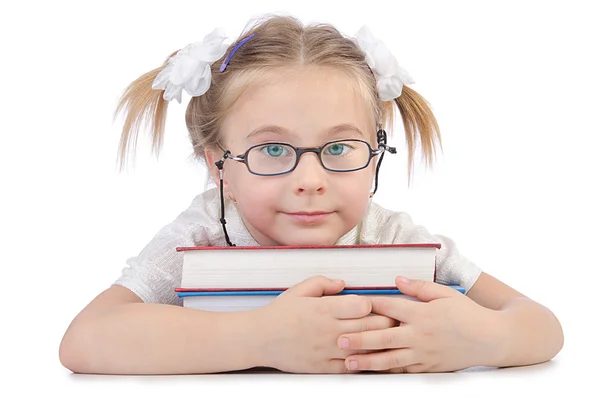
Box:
[152,25,413,103]
[151,28,229,103]
[353,25,415,101]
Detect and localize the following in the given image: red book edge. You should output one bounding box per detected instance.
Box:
[175,243,442,252]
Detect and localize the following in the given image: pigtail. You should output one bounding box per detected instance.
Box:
[113,51,178,172]
[388,86,443,187]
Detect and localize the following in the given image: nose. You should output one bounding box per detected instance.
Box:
[292,152,327,195]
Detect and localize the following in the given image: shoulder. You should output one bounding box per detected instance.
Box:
[164,186,226,240]
[361,201,482,291]
[183,186,222,224]
[113,187,225,305]
[361,201,430,244]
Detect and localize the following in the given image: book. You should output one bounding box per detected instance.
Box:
[176,286,465,312]
[177,243,441,289]
[175,243,459,312]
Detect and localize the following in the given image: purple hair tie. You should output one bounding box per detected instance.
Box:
[220,33,256,72]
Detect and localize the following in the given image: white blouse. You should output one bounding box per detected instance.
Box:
[113,187,482,305]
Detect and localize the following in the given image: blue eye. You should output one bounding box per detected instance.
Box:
[261,144,288,157]
[325,143,349,156]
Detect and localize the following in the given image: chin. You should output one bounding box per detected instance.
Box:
[275,231,340,247]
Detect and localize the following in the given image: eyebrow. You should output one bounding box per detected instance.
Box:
[245,123,366,140]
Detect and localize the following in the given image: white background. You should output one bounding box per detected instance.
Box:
[1,0,598,395]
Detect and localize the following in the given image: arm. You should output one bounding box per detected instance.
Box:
[59,285,264,374]
[336,273,564,372]
[60,278,387,375]
[466,272,564,367]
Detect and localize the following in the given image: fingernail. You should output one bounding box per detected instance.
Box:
[339,337,350,349]
[348,360,359,370]
[397,276,410,284]
[332,279,344,284]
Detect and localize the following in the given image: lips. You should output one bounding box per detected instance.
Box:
[287,211,332,215]
[283,211,333,224]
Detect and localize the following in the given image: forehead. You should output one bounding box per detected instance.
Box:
[220,66,376,147]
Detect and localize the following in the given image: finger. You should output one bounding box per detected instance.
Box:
[322,359,362,374]
[383,363,425,374]
[345,348,419,372]
[338,326,410,350]
[322,294,372,319]
[281,276,345,298]
[395,277,462,302]
[340,314,398,334]
[368,296,422,323]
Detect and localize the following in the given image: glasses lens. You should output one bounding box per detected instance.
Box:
[321,140,371,171]
[247,143,297,175]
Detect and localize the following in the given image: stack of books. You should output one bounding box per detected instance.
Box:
[175,243,464,312]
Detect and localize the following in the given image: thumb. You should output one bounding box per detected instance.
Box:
[395,276,461,302]
[283,276,345,298]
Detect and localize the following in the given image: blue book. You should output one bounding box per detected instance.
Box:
[176,285,465,311]
[177,285,465,298]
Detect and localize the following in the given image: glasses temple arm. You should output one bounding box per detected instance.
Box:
[214,150,236,247]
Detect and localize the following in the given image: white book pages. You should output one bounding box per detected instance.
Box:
[181,245,438,289]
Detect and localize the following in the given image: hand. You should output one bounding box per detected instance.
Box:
[337,277,500,373]
[256,276,397,374]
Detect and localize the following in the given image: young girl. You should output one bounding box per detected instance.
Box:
[59,14,563,375]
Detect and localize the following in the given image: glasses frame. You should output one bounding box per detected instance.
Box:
[219,138,384,177]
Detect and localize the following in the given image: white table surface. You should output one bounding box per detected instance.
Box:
[8,352,585,397]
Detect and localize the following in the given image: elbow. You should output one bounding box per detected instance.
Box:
[535,302,564,361]
[534,303,565,363]
[550,309,565,359]
[59,322,92,374]
[499,298,565,365]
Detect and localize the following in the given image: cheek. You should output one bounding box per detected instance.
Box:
[328,172,373,226]
[228,171,281,207]
[225,163,252,194]
[336,169,373,196]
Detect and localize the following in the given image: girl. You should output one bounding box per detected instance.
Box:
[59,14,563,375]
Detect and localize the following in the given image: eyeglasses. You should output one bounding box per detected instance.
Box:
[213,128,397,246]
[218,139,383,176]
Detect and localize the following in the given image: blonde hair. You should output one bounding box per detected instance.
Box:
[113,14,442,187]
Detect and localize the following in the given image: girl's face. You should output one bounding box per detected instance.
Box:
[208,66,378,246]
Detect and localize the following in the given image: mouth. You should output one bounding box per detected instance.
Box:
[283,211,334,224]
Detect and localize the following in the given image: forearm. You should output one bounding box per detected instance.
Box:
[60,303,266,374]
[488,297,564,367]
